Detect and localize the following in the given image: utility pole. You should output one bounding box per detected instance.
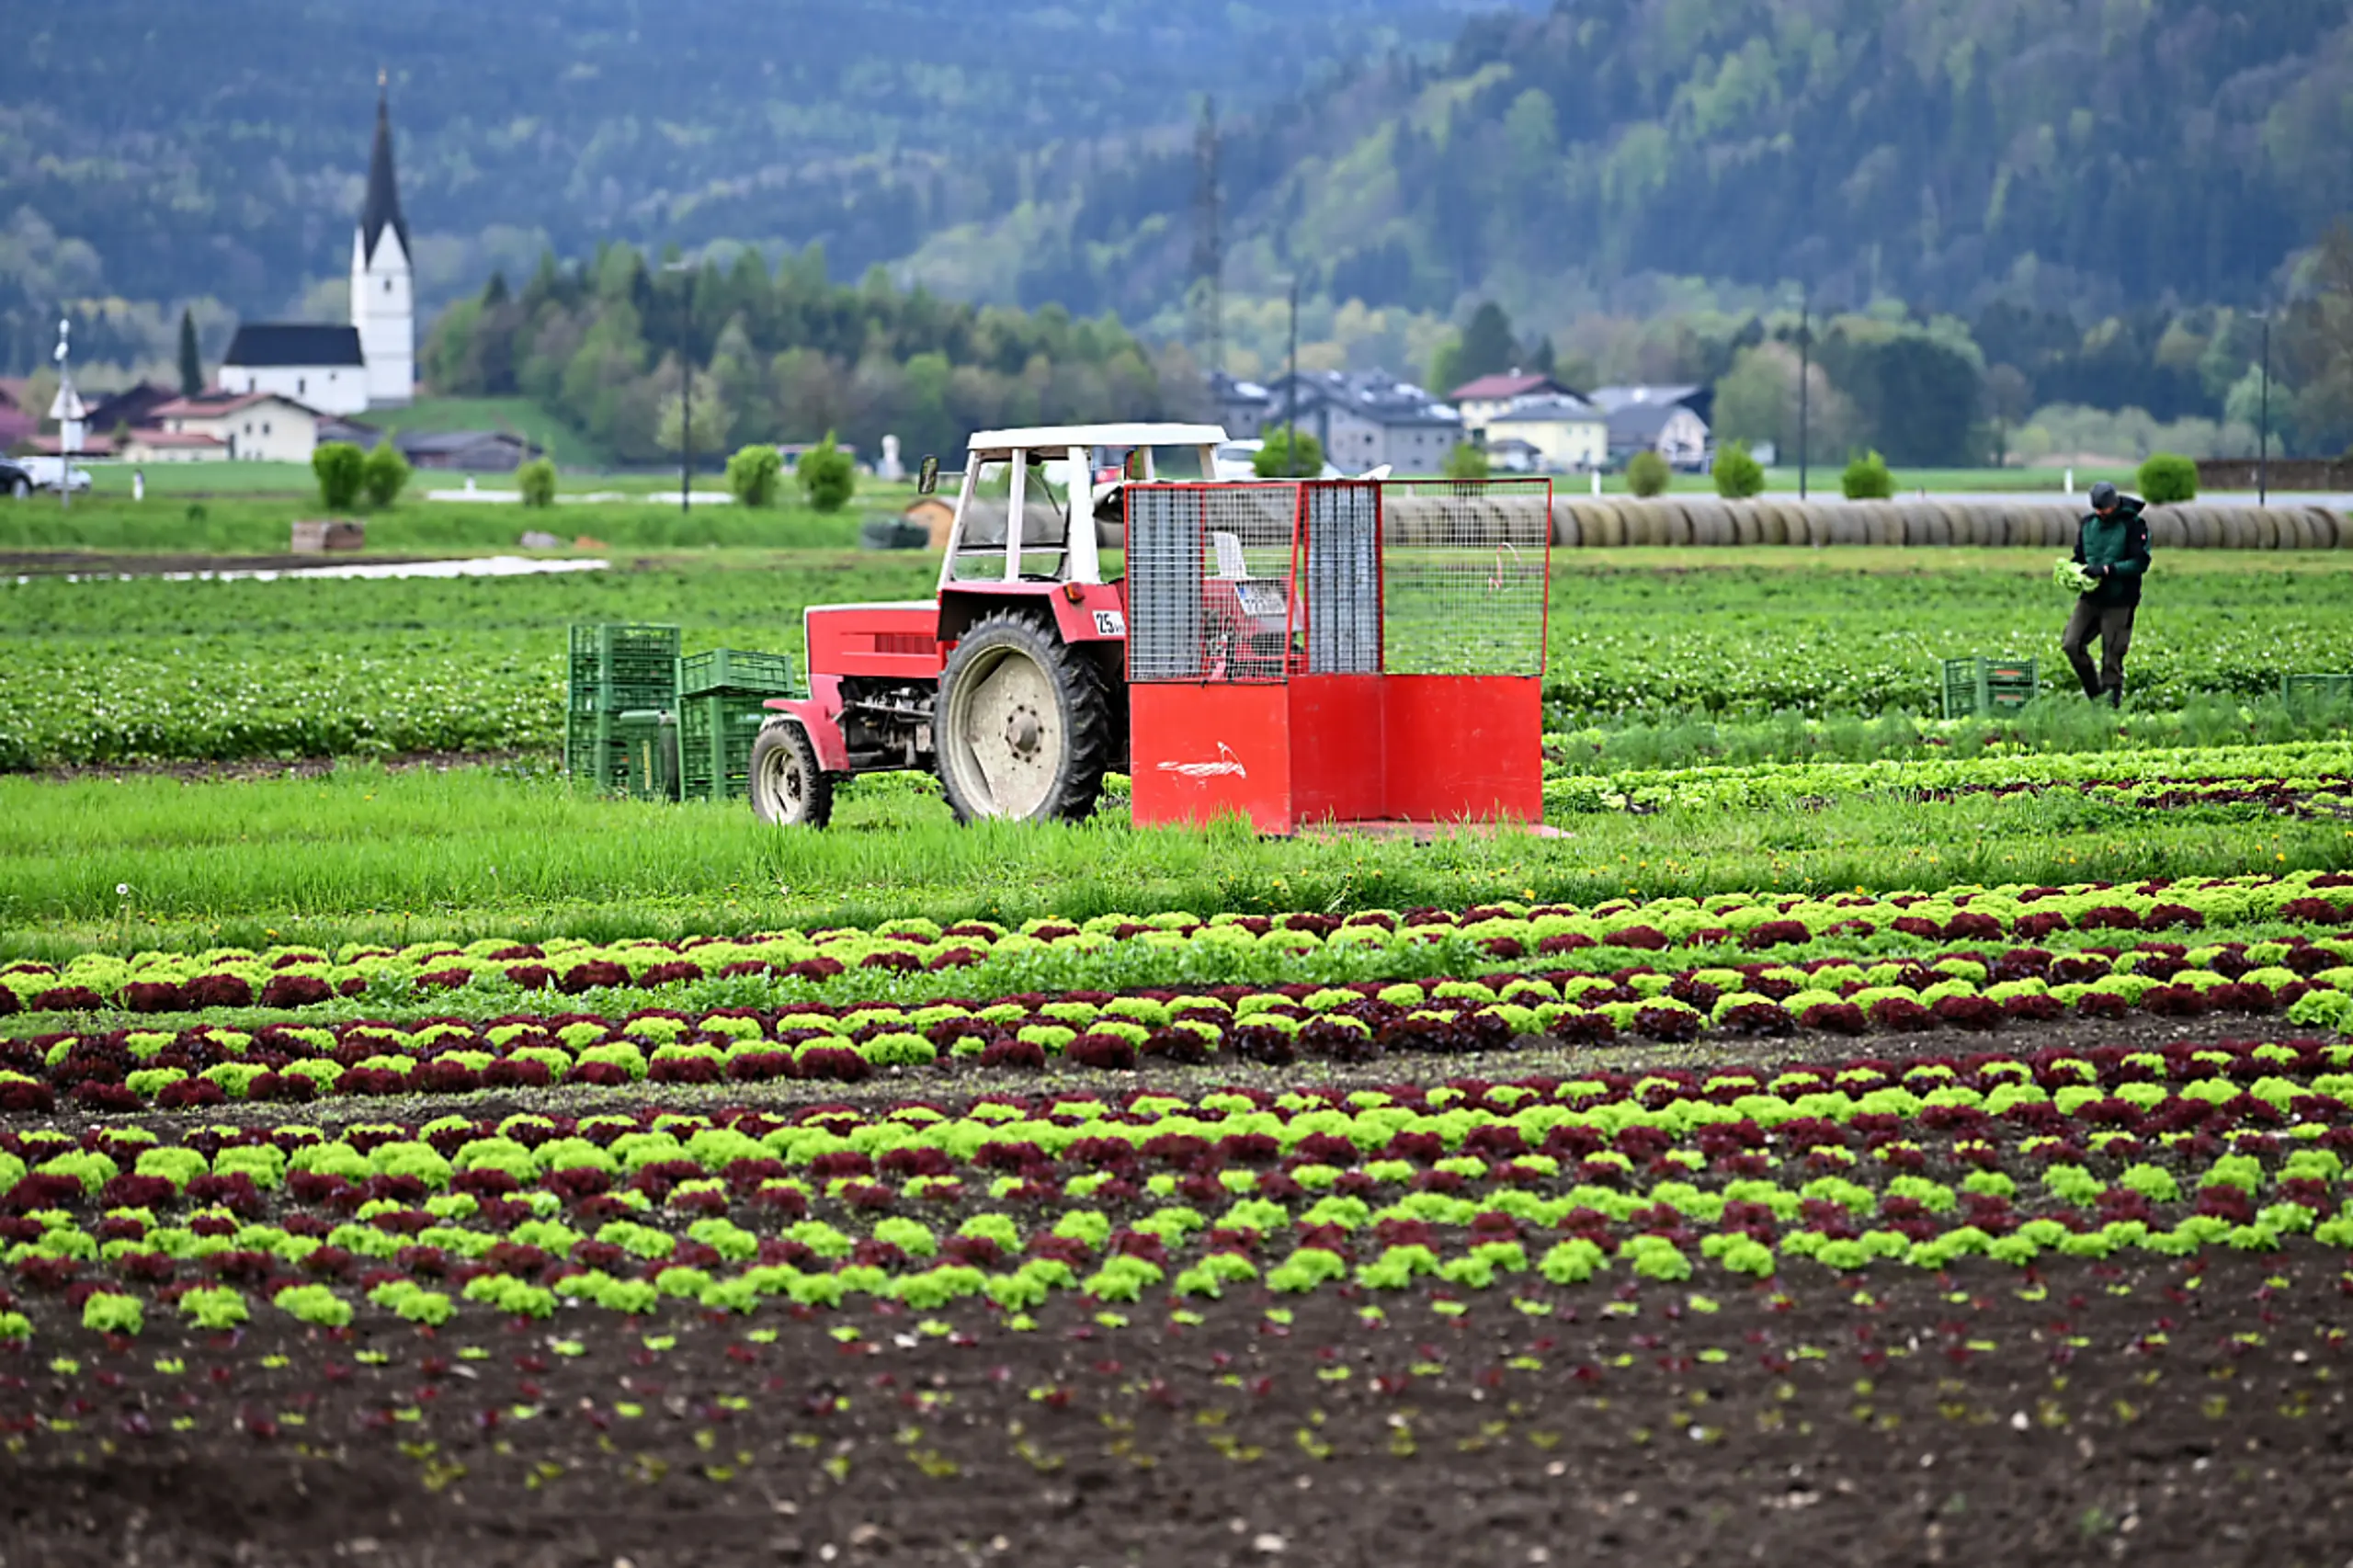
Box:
[1796,285,1811,503]
[664,259,694,515]
[51,317,81,513]
[1285,276,1301,476]
[1188,96,1223,380]
[2256,310,2271,507]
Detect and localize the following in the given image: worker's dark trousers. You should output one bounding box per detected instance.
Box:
[2060,598,2136,703]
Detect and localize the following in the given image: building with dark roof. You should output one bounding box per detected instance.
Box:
[218,324,369,416]
[394,429,540,472]
[1259,369,1462,474]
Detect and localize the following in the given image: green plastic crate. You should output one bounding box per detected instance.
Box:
[2283,673,2353,707]
[564,710,627,788]
[568,623,681,718]
[678,693,776,801]
[612,710,670,800]
[567,709,674,795]
[1941,656,2038,719]
[676,647,798,699]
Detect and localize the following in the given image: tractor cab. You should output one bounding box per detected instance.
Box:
[936,424,1227,597]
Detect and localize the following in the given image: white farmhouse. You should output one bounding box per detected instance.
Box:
[150,391,321,464]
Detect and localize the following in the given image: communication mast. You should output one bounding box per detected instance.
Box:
[1188,96,1223,377]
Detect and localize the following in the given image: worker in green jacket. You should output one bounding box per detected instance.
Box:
[2061,481,2152,708]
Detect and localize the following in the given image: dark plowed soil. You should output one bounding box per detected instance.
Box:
[6,1251,2349,1566]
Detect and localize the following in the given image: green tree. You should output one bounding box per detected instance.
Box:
[797,431,858,512]
[516,457,557,506]
[1841,449,1896,500]
[1443,441,1490,480]
[176,308,203,397]
[1711,440,1764,499]
[1625,449,1670,496]
[1445,301,1518,392]
[655,380,733,460]
[1712,341,1861,460]
[726,443,783,506]
[312,442,365,509]
[1253,425,1323,478]
[2137,452,2197,503]
[360,441,410,507]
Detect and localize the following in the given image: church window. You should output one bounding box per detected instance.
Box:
[385,278,394,294]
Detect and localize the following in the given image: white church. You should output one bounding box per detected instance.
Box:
[215,82,414,415]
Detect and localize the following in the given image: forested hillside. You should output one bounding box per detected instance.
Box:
[965,0,2353,324]
[0,0,1503,370]
[420,244,1174,465]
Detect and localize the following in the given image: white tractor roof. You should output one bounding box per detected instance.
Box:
[966,423,1227,460]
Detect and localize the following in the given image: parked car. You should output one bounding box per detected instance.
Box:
[0,457,30,497]
[21,457,93,494]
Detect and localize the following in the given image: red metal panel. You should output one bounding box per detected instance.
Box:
[1129,684,1293,835]
[1380,676,1543,824]
[804,604,946,680]
[1287,675,1384,824]
[758,699,849,772]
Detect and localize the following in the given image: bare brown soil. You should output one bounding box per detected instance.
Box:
[4,1252,2347,1566]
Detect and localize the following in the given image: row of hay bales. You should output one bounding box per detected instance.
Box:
[1548,497,2347,551]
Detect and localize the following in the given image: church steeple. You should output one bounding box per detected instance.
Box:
[358,72,408,266]
[351,69,415,406]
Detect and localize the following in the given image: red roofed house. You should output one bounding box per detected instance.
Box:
[1449,371,1580,443]
[149,390,321,463]
[118,427,229,464]
[0,377,36,450]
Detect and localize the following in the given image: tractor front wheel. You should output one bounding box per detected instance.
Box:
[936,612,1111,824]
[748,721,833,828]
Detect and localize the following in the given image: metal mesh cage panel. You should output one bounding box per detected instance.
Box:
[1377,479,1552,676]
[1126,483,1302,683]
[1300,483,1381,675]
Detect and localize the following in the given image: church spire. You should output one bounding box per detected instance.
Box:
[359,72,408,264]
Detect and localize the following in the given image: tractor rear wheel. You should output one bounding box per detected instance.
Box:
[936,611,1111,824]
[748,721,833,828]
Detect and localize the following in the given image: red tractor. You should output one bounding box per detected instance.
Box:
[749,424,1552,835]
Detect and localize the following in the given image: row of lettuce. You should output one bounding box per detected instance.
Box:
[1539,739,2353,814]
[6,1035,2353,1342]
[7,931,2353,1111]
[6,872,2350,1022]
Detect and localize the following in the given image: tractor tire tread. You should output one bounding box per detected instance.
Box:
[936,610,1113,825]
[749,720,834,829]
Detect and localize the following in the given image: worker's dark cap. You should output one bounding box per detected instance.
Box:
[2088,481,2119,510]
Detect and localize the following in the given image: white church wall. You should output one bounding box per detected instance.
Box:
[352,227,415,409]
[221,363,368,417]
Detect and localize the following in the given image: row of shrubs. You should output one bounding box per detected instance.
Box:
[1664,446,2203,505]
[311,433,862,514]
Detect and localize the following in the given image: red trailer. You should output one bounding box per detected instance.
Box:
[748,425,1552,835]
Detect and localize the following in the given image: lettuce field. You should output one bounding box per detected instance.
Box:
[6,542,2353,1563]
[6,548,2353,766]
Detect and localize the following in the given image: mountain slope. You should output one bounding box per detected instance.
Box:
[930,0,2353,323]
[0,0,1511,367]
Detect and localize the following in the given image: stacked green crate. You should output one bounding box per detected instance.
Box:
[2283,673,2353,708]
[677,648,799,801]
[565,624,681,788]
[1939,656,2038,719]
